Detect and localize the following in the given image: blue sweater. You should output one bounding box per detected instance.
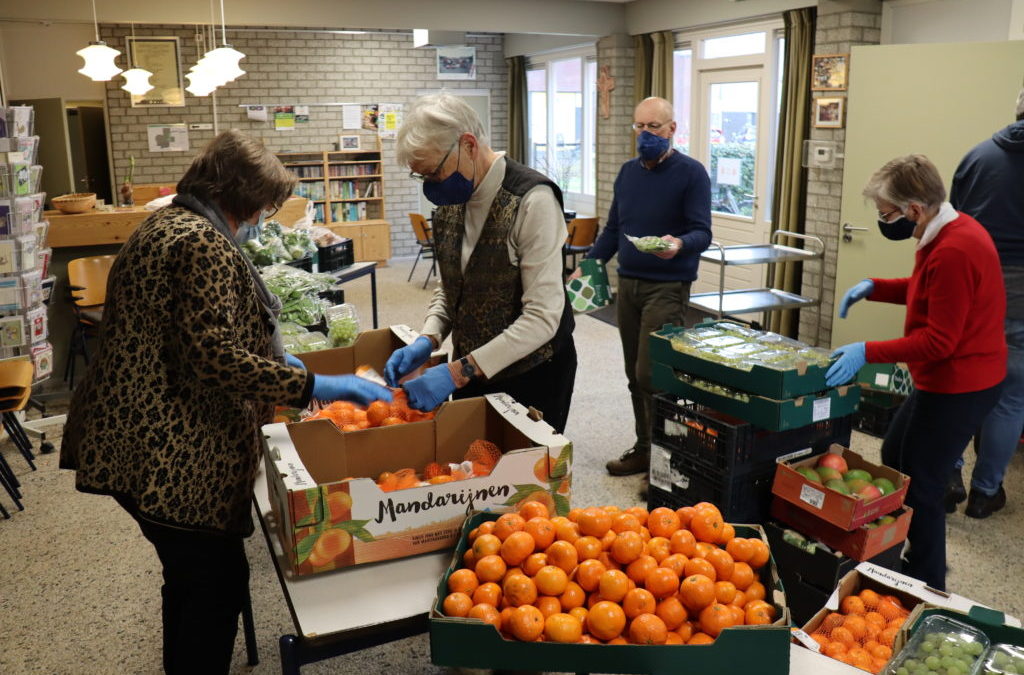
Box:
[589,151,712,281]
[951,120,1024,268]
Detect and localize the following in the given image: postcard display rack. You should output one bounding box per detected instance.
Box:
[276,140,390,263]
[0,106,54,383]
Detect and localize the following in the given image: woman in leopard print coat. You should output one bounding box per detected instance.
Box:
[60,131,389,674]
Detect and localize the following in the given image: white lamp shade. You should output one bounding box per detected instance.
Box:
[76,42,123,81]
[185,69,218,97]
[202,46,246,84]
[121,68,154,96]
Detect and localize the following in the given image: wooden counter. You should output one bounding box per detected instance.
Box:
[46,196,310,248]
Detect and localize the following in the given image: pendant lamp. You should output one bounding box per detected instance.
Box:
[120,22,154,96]
[77,0,123,81]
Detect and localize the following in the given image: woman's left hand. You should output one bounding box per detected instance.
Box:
[825,342,866,387]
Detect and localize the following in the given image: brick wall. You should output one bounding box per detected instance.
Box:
[99,24,507,259]
[798,8,881,346]
[594,33,635,285]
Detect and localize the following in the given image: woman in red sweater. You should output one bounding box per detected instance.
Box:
[828,155,1006,591]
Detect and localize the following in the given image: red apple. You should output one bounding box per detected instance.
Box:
[816,453,849,474]
[856,484,883,501]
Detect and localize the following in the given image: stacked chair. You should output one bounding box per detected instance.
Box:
[0,359,37,519]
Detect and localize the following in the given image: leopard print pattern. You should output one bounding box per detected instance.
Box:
[60,205,309,536]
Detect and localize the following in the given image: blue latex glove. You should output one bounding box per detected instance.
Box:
[384,336,434,387]
[403,363,456,412]
[826,342,867,387]
[312,374,393,406]
[838,279,875,319]
[284,352,305,369]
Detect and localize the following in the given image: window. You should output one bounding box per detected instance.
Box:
[701,32,766,59]
[525,48,597,210]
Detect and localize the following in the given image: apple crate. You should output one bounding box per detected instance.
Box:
[770,497,912,562]
[772,446,910,531]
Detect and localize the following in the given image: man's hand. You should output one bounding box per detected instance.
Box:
[568,267,583,281]
[652,235,682,260]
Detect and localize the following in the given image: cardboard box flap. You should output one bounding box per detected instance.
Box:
[484,393,570,476]
[825,562,985,615]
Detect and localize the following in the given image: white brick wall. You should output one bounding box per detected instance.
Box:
[100,24,508,259]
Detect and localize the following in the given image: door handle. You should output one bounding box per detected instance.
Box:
[842,222,869,242]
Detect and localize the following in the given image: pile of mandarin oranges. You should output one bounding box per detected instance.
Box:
[807,588,910,673]
[441,500,778,645]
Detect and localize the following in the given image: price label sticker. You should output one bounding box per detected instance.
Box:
[875,372,891,387]
[799,483,826,510]
[649,445,673,492]
[812,396,831,422]
[791,628,822,652]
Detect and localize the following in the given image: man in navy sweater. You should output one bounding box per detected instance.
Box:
[573,96,712,476]
[946,88,1024,518]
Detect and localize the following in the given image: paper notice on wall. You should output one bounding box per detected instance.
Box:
[716,157,742,186]
[274,106,295,131]
[246,105,268,122]
[295,105,310,123]
[377,103,403,140]
[147,123,189,152]
[342,104,361,130]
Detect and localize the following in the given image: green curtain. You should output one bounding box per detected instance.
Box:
[633,34,653,105]
[768,7,816,337]
[650,30,674,102]
[506,55,527,163]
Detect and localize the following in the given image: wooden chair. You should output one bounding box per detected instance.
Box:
[563,217,600,275]
[0,360,37,518]
[65,255,117,389]
[407,213,437,289]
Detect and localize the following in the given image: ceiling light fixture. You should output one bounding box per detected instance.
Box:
[201,0,246,86]
[120,22,154,96]
[77,0,123,81]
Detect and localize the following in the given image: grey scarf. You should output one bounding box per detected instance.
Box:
[172,193,286,362]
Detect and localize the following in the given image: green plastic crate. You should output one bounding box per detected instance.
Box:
[652,361,861,432]
[650,324,831,400]
[429,512,792,675]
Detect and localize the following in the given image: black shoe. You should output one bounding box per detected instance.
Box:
[606,447,650,476]
[965,485,1006,519]
[944,469,967,514]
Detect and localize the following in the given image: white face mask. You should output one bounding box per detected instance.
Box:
[234,211,266,244]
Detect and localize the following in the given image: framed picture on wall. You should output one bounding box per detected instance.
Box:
[813,97,846,128]
[436,46,476,81]
[811,53,849,91]
[339,135,361,151]
[126,36,185,107]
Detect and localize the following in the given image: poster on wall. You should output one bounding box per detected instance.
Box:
[246,105,268,122]
[436,46,476,81]
[127,36,185,107]
[295,105,310,123]
[342,104,361,129]
[377,103,403,140]
[274,106,296,131]
[147,123,189,152]
[361,104,379,131]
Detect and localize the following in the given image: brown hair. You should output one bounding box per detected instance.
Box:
[176,130,295,222]
[862,154,946,210]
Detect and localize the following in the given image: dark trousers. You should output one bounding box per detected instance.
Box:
[126,508,249,674]
[455,340,577,434]
[616,277,691,453]
[881,383,1002,591]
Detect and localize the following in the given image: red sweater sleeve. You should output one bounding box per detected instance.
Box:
[865,248,974,364]
[868,277,909,304]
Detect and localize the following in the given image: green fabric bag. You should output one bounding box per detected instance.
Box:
[566,258,611,313]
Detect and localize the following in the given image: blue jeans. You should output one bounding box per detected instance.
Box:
[954,318,1024,496]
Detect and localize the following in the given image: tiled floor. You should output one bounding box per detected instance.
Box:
[0,257,1020,674]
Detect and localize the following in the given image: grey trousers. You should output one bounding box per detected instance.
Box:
[615,276,692,453]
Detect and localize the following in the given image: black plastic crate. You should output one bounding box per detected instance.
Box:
[318,288,346,306]
[285,256,314,273]
[651,393,853,475]
[854,389,904,438]
[647,455,782,524]
[317,238,354,272]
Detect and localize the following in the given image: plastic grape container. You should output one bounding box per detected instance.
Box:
[886,615,990,675]
[976,644,1024,675]
[325,303,360,348]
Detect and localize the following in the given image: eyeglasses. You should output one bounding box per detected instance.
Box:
[263,206,279,220]
[878,207,901,222]
[631,121,670,131]
[409,141,457,182]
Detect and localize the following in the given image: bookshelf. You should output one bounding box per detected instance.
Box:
[276,141,390,264]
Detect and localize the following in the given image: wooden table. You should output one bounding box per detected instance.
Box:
[46,196,310,248]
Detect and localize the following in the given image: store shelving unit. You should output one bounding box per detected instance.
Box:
[689,230,825,339]
[276,140,390,264]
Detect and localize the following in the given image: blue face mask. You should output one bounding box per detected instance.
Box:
[636,130,671,162]
[422,145,476,206]
[235,211,265,244]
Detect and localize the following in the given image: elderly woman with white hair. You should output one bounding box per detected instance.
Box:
[383,93,577,432]
[828,154,1006,591]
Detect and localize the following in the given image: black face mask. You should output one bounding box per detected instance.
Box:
[878,216,917,241]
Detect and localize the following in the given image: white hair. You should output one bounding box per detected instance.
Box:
[396,93,489,167]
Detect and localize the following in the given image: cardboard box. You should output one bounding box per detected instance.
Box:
[263,393,573,576]
[764,521,902,626]
[652,361,860,432]
[650,323,833,399]
[294,324,443,374]
[430,512,792,674]
[772,446,910,531]
[857,362,914,395]
[770,497,912,562]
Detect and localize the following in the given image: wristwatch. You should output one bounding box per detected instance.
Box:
[458,357,478,381]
